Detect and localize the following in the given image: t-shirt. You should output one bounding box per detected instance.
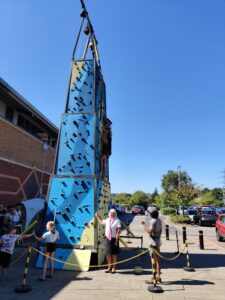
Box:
[105,218,121,238]
[4,211,21,225]
[149,218,162,247]
[42,231,59,243]
[0,234,21,254]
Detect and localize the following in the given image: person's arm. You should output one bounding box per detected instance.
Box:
[141,220,153,235]
[116,227,121,240]
[95,212,105,225]
[57,232,60,240]
[34,232,45,242]
[21,231,34,239]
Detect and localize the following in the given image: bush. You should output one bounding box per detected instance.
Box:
[160,207,176,215]
[171,214,190,224]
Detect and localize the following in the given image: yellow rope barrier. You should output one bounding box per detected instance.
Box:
[32,247,149,268]
[11,248,28,266]
[32,243,187,268]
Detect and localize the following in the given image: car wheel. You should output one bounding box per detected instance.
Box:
[216,230,223,242]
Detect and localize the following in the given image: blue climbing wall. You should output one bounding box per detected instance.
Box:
[36,60,111,270]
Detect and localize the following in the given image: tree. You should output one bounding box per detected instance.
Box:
[130,191,148,209]
[161,170,192,193]
[160,169,196,208]
[113,193,132,207]
[149,188,159,204]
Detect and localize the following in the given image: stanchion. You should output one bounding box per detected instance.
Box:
[15,246,32,293]
[147,250,163,293]
[199,230,204,250]
[183,241,195,272]
[182,226,187,244]
[134,247,143,275]
[174,231,180,254]
[165,225,169,240]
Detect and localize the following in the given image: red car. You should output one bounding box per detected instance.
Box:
[131,205,145,215]
[215,214,225,241]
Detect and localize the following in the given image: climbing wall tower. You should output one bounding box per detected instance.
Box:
[36,1,111,271]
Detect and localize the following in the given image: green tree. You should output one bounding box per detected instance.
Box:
[113,193,132,207]
[161,170,192,193]
[130,191,148,209]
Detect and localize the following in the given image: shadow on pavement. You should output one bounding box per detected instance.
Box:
[115,248,225,271]
[162,279,215,286]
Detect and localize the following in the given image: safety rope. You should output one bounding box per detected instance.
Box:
[153,242,187,261]
[32,243,187,268]
[11,248,28,266]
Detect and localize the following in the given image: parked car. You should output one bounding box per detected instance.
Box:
[178,206,188,215]
[215,207,225,216]
[193,208,218,226]
[215,214,225,241]
[187,208,198,223]
[110,204,126,215]
[131,205,145,215]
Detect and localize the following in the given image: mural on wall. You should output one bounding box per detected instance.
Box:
[0,160,49,206]
[36,1,112,271]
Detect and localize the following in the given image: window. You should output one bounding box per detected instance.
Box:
[5,106,14,122]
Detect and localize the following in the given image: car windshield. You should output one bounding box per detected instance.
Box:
[203,210,216,215]
[216,208,225,214]
[188,210,197,215]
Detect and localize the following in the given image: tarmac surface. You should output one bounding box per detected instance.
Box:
[0,213,225,300]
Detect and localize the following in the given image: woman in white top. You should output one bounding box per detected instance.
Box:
[34,221,60,281]
[95,209,121,273]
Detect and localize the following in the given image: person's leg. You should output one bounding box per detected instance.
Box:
[42,253,49,280]
[49,252,54,277]
[111,255,117,273]
[2,267,8,279]
[106,255,112,271]
[156,255,161,278]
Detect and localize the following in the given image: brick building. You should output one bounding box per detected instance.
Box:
[0,78,58,207]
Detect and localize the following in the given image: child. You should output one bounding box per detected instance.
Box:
[34,221,60,281]
[141,207,162,283]
[0,226,34,280]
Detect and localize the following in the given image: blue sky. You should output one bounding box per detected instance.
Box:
[1,0,225,193]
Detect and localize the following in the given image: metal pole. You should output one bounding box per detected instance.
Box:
[40,143,48,198]
[183,241,195,272]
[182,226,187,244]
[165,225,169,240]
[199,230,204,250]
[15,246,32,293]
[147,250,163,293]
[176,231,179,253]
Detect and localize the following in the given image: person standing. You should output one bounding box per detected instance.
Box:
[34,221,60,281]
[141,207,162,282]
[95,208,121,273]
[0,226,34,280]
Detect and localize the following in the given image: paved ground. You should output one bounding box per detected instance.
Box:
[0,213,225,300]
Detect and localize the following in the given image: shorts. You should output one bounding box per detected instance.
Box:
[106,238,120,255]
[0,251,12,268]
[46,243,56,253]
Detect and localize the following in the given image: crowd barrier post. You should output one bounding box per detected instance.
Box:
[199,230,204,250]
[15,245,32,293]
[183,241,195,272]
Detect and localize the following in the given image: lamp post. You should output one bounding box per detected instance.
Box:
[39,142,48,198]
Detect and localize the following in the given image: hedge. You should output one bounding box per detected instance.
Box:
[171,214,190,224]
[160,207,176,215]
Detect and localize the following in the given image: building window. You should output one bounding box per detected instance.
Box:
[5,106,14,122]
